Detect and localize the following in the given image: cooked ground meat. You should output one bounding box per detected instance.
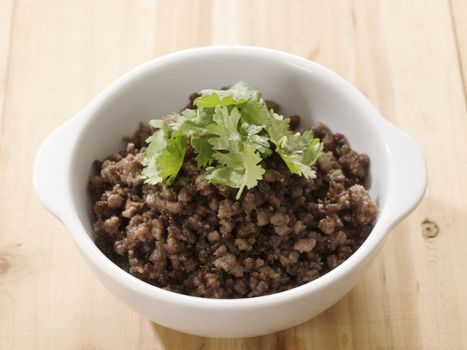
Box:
[89,102,378,299]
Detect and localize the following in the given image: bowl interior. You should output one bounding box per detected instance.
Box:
[71,50,389,239]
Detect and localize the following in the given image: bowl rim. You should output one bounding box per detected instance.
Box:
[35,45,427,308]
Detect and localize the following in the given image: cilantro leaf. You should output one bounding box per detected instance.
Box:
[239,122,271,155]
[226,81,261,101]
[142,123,186,185]
[156,130,187,185]
[212,150,242,170]
[240,99,269,124]
[195,81,258,108]
[205,166,244,188]
[304,137,323,165]
[267,112,323,179]
[194,93,239,108]
[169,109,213,135]
[267,112,291,143]
[191,135,214,167]
[276,146,316,178]
[141,120,170,185]
[237,143,265,199]
[274,130,323,179]
[142,81,323,193]
[206,106,242,152]
[206,143,264,199]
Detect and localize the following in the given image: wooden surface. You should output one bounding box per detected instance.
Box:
[1,0,466,349]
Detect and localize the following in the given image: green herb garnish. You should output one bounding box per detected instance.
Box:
[142,81,323,199]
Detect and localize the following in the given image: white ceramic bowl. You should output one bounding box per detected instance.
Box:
[33,46,426,338]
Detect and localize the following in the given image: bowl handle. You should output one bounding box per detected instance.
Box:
[384,122,427,227]
[33,119,78,223]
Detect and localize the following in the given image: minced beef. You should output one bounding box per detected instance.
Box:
[88,102,378,299]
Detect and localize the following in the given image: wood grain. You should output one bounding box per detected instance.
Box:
[1,0,466,349]
[0,0,14,132]
[450,0,467,100]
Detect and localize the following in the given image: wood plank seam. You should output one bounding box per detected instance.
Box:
[448,0,467,108]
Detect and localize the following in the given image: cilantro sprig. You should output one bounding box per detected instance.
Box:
[142,81,323,199]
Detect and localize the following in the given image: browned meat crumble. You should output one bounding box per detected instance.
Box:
[89,103,378,299]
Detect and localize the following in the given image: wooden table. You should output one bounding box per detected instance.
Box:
[1,0,467,349]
